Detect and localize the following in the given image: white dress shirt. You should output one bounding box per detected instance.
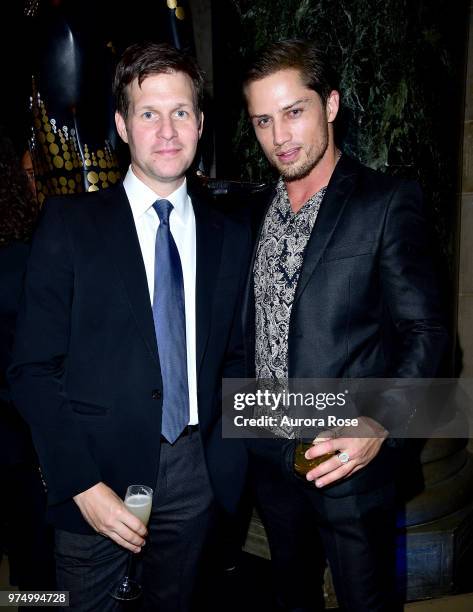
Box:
[123,167,198,425]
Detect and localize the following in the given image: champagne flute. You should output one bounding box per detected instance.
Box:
[109,484,153,601]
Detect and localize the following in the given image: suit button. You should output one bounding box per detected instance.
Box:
[151,389,162,400]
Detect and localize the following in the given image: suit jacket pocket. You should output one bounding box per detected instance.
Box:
[70,398,110,416]
[323,240,376,262]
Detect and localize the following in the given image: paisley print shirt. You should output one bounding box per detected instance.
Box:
[254,178,326,380]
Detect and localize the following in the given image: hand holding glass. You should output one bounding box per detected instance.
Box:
[109,485,153,601]
[294,436,335,477]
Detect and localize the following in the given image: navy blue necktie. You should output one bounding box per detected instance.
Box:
[152,199,189,443]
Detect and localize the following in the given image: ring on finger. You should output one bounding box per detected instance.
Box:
[338,451,350,464]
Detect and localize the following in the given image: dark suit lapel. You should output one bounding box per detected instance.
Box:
[241,188,275,346]
[92,184,159,365]
[192,190,224,379]
[293,155,359,306]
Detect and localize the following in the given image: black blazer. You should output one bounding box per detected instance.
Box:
[243,155,449,493]
[8,182,251,533]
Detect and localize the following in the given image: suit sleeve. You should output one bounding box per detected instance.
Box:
[205,218,251,514]
[373,180,449,432]
[8,199,102,505]
[380,180,449,376]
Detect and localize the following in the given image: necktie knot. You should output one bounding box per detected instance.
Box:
[153,199,173,225]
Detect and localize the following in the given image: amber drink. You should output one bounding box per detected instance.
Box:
[294,441,334,476]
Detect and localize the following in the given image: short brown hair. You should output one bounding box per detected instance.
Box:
[243,39,338,106]
[113,41,205,118]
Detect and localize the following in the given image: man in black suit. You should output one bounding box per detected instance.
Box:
[242,40,448,611]
[9,42,249,611]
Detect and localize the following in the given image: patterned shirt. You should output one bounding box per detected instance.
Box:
[254,178,326,380]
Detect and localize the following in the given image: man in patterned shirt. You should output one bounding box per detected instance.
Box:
[242,39,448,611]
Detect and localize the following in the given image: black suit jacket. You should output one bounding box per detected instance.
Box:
[8,182,251,533]
[243,155,449,494]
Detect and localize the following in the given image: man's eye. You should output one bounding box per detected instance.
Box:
[256,117,270,128]
[288,108,302,118]
[175,109,188,118]
[142,111,155,120]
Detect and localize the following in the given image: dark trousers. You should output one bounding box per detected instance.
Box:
[55,429,215,612]
[250,451,401,612]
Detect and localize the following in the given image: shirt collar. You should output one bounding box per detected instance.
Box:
[274,176,327,217]
[123,166,191,224]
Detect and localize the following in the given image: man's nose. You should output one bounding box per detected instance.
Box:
[157,116,177,140]
[272,120,290,147]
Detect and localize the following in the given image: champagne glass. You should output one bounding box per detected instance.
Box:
[109,484,153,601]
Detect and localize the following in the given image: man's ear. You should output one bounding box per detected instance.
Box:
[326,90,340,124]
[198,111,204,139]
[115,111,128,144]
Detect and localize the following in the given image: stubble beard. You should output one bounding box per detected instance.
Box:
[276,132,329,183]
